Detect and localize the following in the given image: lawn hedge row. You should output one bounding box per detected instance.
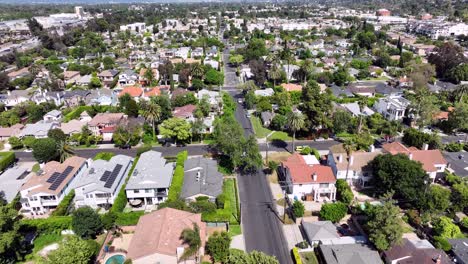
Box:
[167,151,188,201]
[51,190,75,216]
[21,216,72,233]
[292,247,303,264]
[201,179,240,224]
[0,152,15,172]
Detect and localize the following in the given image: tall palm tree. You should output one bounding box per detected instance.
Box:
[342,140,356,184]
[268,63,282,88]
[453,84,468,103]
[191,63,204,80]
[142,101,162,141]
[57,141,75,163]
[179,223,201,262]
[144,67,154,86]
[300,59,315,85]
[287,112,305,153]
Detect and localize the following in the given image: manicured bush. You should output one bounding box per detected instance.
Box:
[406,209,422,226]
[445,143,464,152]
[0,152,15,172]
[319,202,347,223]
[433,236,452,251]
[335,179,354,205]
[115,211,145,226]
[93,152,115,161]
[21,216,72,233]
[110,156,140,214]
[292,200,305,218]
[167,151,188,201]
[292,247,303,264]
[72,206,103,239]
[51,190,75,216]
[216,193,226,209]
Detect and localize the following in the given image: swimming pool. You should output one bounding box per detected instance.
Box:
[105,254,125,264]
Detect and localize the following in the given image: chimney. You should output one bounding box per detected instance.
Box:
[312,173,317,181]
[409,153,413,160]
[7,90,11,95]
[349,155,354,166]
[422,143,429,150]
[338,154,343,163]
[369,145,375,152]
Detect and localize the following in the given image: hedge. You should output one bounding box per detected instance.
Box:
[93,152,115,161]
[292,247,302,264]
[0,152,15,172]
[63,106,93,122]
[202,179,240,224]
[21,216,72,233]
[167,151,188,201]
[115,211,145,226]
[110,156,140,214]
[51,190,75,216]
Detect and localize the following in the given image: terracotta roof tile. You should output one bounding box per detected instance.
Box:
[281,83,302,92]
[382,142,447,172]
[282,153,336,184]
[119,86,143,97]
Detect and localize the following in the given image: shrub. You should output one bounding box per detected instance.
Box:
[115,211,145,226]
[51,190,75,216]
[292,200,305,218]
[406,209,422,226]
[101,212,117,230]
[300,146,311,155]
[21,216,72,233]
[216,193,226,209]
[319,202,347,223]
[22,136,36,149]
[72,206,103,239]
[335,179,354,205]
[295,241,308,249]
[292,247,302,264]
[136,144,152,156]
[445,172,462,186]
[461,217,468,229]
[167,151,188,201]
[8,137,23,149]
[433,236,452,251]
[268,161,279,172]
[445,143,464,152]
[190,199,217,214]
[93,152,115,161]
[0,152,15,172]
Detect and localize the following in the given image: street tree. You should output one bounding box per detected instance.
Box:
[159,117,192,144]
[301,80,333,130]
[72,206,103,239]
[47,128,67,143]
[32,138,58,163]
[287,111,305,152]
[142,101,162,140]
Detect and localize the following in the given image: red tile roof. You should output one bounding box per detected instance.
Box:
[281,83,302,92]
[382,142,447,172]
[119,86,143,97]
[144,87,161,97]
[282,153,336,184]
[173,104,196,118]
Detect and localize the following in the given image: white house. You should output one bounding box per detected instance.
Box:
[254,88,274,97]
[125,151,175,206]
[73,155,133,209]
[328,144,381,187]
[279,153,336,201]
[43,110,62,123]
[19,156,88,216]
[374,94,410,121]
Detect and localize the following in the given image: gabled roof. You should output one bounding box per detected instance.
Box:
[382,142,447,172]
[126,208,206,260]
[302,220,340,242]
[119,86,143,97]
[88,113,124,126]
[173,104,197,119]
[320,244,381,264]
[125,151,174,190]
[181,158,223,199]
[282,153,335,184]
[384,238,451,264]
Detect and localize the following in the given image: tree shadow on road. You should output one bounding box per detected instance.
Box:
[270,139,289,152]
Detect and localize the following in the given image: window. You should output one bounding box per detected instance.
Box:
[319,183,329,188]
[134,190,140,194]
[145,189,151,193]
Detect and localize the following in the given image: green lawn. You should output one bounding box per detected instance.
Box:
[250,116,292,141]
[32,163,40,173]
[228,224,242,237]
[300,251,319,264]
[24,232,63,261]
[202,179,240,224]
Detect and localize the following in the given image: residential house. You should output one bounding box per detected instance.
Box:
[180,157,223,202]
[60,119,88,135]
[339,102,375,117]
[0,167,30,203]
[203,58,219,70]
[374,95,410,121]
[126,208,206,264]
[398,76,413,88]
[382,142,448,182]
[327,144,381,187]
[279,153,336,201]
[254,88,275,97]
[4,90,30,108]
[20,121,59,138]
[383,238,451,264]
[63,71,80,85]
[281,83,302,92]
[348,84,375,97]
[191,47,203,57]
[118,69,139,87]
[443,152,468,177]
[283,64,300,81]
[318,244,382,264]
[206,46,218,57]
[260,111,274,127]
[0,124,24,141]
[175,47,190,59]
[448,238,468,264]
[302,220,340,246]
[98,69,119,88]
[173,104,197,122]
[73,155,133,209]
[62,90,91,107]
[119,86,143,101]
[88,113,125,141]
[19,156,88,215]
[7,67,31,81]
[126,151,175,206]
[197,89,221,109]
[43,110,62,123]
[85,88,117,106]
[138,68,159,86]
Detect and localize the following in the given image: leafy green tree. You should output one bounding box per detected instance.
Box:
[451,182,468,212]
[428,42,467,79]
[301,80,332,130]
[159,118,192,144]
[256,96,272,112]
[191,63,205,80]
[268,63,282,88]
[205,69,224,86]
[206,231,231,263]
[402,128,441,149]
[332,67,351,86]
[433,216,463,238]
[227,249,279,264]
[292,200,305,217]
[179,223,201,261]
[172,93,197,107]
[22,136,36,149]
[89,72,102,89]
[112,126,141,148]
[151,95,172,121]
[287,112,305,152]
[449,102,468,132]
[0,202,22,263]
[48,128,67,143]
[319,202,347,223]
[8,136,23,149]
[423,185,451,214]
[336,179,354,205]
[332,110,353,134]
[45,236,95,264]
[102,56,115,70]
[72,206,103,239]
[32,138,58,163]
[366,198,404,251]
[125,98,139,117]
[244,90,257,110]
[370,154,428,204]
[238,135,263,173]
[245,38,268,60]
[229,54,244,67]
[270,114,287,131]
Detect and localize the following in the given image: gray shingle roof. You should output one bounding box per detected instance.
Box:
[319,244,382,264]
[448,238,468,264]
[302,220,340,242]
[181,158,223,199]
[0,167,30,203]
[126,151,174,190]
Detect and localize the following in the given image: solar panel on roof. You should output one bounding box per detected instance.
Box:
[104,164,122,188]
[49,166,74,191]
[47,172,61,183]
[100,170,111,182]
